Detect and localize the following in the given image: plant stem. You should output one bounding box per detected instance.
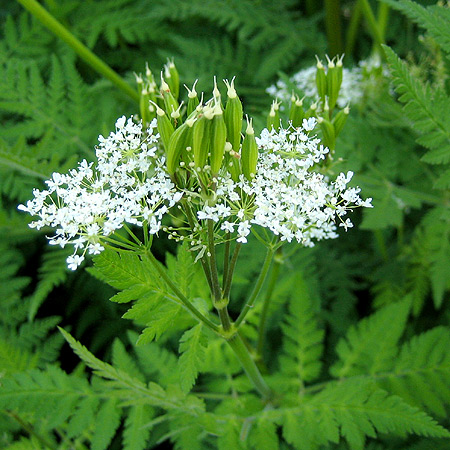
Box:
[222,235,231,291]
[207,220,222,303]
[377,2,390,43]
[324,0,344,56]
[256,249,282,357]
[145,249,220,332]
[359,0,385,50]
[235,247,275,327]
[345,0,363,56]
[7,412,58,450]
[227,332,272,399]
[16,0,139,103]
[223,242,242,300]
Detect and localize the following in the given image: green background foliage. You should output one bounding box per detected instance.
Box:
[0,0,449,449]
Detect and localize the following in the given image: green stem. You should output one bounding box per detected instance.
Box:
[345,0,363,56]
[324,0,344,56]
[235,247,275,327]
[377,3,390,43]
[16,0,139,103]
[227,332,272,399]
[145,249,220,332]
[360,0,385,50]
[223,242,242,300]
[222,235,231,291]
[256,250,282,357]
[7,412,57,450]
[207,220,222,303]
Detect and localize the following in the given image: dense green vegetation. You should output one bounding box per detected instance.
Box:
[0,1,449,449]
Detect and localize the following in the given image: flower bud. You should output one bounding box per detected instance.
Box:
[185,80,200,116]
[223,78,243,152]
[153,102,174,151]
[317,116,336,151]
[332,105,350,136]
[241,117,258,180]
[305,101,318,119]
[166,118,194,174]
[289,95,304,127]
[160,73,179,117]
[315,56,327,102]
[326,55,343,110]
[210,102,227,175]
[193,108,213,170]
[267,100,280,130]
[164,59,180,100]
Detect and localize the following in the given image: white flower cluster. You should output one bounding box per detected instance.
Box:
[267,65,363,108]
[18,117,182,269]
[196,118,372,246]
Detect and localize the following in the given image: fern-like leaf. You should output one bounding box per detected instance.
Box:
[279,271,324,387]
[178,323,208,393]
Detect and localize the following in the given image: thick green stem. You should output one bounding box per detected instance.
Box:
[235,247,275,327]
[145,249,220,332]
[16,0,139,103]
[345,0,363,56]
[227,332,272,399]
[360,0,385,50]
[324,0,344,56]
[377,3,390,44]
[256,250,282,357]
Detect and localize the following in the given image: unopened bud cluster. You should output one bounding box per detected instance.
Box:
[19,60,373,269]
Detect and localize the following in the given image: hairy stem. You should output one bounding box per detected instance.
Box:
[235,247,275,327]
[145,249,220,332]
[16,0,139,102]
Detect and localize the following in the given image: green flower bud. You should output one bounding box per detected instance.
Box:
[166,117,194,175]
[164,59,180,100]
[315,56,327,101]
[332,105,350,136]
[305,101,318,119]
[153,102,174,151]
[193,107,213,170]
[267,100,280,130]
[210,103,227,175]
[223,78,243,152]
[318,116,336,151]
[185,80,200,116]
[326,55,343,110]
[160,74,179,117]
[241,117,258,180]
[289,95,304,127]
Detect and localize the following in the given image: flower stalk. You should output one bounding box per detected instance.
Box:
[16,0,139,103]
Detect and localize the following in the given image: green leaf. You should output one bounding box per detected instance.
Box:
[123,404,153,450]
[331,300,410,378]
[178,323,208,393]
[91,398,122,450]
[279,271,324,386]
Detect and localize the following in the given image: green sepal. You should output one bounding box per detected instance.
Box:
[155,105,175,151]
[318,116,336,151]
[166,120,194,175]
[326,55,343,110]
[165,60,180,100]
[224,80,243,152]
[315,57,327,101]
[289,96,305,128]
[241,119,258,180]
[193,111,213,170]
[210,105,227,175]
[332,106,350,136]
